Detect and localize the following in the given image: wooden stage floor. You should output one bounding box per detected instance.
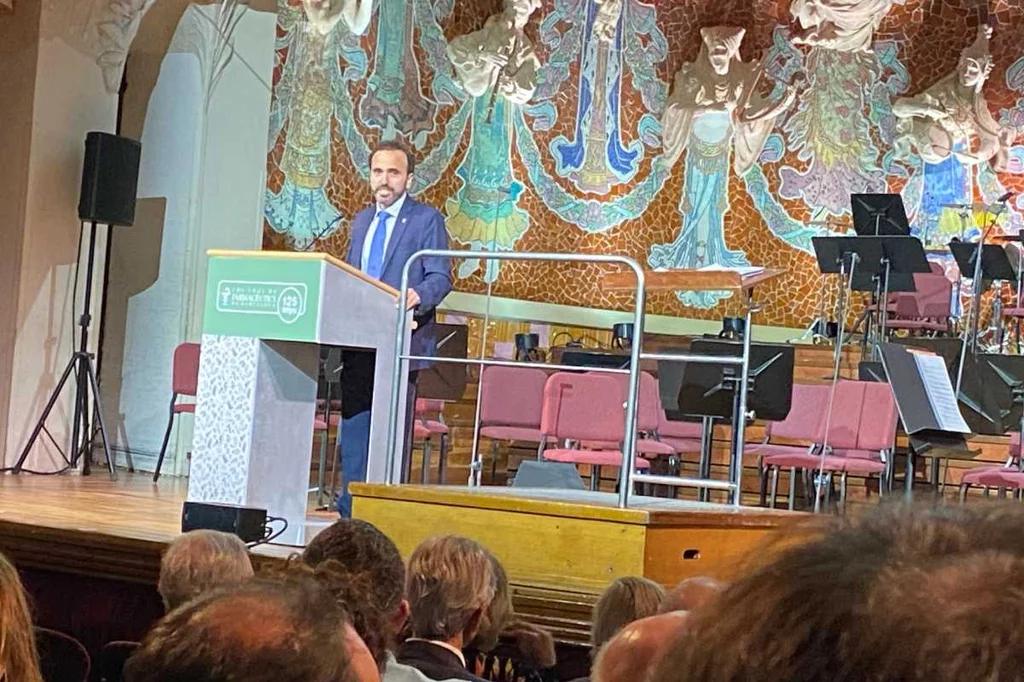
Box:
[0,472,805,644]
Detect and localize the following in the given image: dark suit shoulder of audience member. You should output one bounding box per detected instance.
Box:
[650,504,1024,682]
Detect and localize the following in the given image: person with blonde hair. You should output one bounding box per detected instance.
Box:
[397,536,496,682]
[158,529,254,611]
[0,552,44,682]
[590,577,665,653]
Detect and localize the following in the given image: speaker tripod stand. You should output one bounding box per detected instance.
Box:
[12,221,116,479]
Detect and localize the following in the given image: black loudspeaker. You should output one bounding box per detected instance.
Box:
[181,502,267,543]
[78,131,141,227]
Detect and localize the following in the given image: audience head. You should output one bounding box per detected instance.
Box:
[282,560,390,674]
[658,576,724,614]
[405,536,496,646]
[467,551,512,653]
[0,552,43,682]
[125,578,362,682]
[591,576,665,652]
[650,504,1024,682]
[592,612,689,682]
[158,529,254,611]
[303,519,409,636]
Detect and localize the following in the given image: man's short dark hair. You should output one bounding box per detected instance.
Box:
[303,519,405,618]
[650,504,1024,682]
[124,578,353,682]
[370,139,415,174]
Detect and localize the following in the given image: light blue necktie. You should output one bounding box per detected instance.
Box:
[366,211,389,279]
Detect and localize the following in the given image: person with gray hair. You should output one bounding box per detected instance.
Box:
[396,536,497,682]
[158,529,254,611]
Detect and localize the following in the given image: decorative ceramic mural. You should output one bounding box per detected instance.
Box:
[263,0,1024,327]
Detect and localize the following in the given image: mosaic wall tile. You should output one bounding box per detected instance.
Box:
[263,0,1024,329]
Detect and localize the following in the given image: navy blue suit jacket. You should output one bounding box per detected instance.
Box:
[345,195,453,367]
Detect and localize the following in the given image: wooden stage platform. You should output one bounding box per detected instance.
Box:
[0,472,804,646]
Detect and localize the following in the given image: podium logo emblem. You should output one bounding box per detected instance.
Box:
[216,280,308,324]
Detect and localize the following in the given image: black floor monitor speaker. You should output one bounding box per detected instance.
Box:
[78,132,141,227]
[181,502,267,543]
[511,461,586,490]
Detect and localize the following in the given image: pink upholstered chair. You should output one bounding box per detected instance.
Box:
[412,398,449,484]
[656,412,703,454]
[749,383,829,509]
[477,365,551,482]
[885,263,953,336]
[959,432,1022,501]
[583,372,676,458]
[153,342,201,482]
[540,372,651,490]
[762,381,898,511]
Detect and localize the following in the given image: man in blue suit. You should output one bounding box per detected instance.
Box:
[337,140,452,517]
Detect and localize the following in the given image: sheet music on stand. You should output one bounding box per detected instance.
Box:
[878,343,972,456]
[913,353,970,433]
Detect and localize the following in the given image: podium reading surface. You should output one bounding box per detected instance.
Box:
[187,250,412,543]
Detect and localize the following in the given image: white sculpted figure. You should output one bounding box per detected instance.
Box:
[447,0,541,104]
[790,0,894,53]
[662,26,797,176]
[650,27,797,307]
[592,0,623,44]
[302,0,372,36]
[892,25,1013,170]
[443,0,542,280]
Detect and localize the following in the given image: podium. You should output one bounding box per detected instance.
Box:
[186,250,412,544]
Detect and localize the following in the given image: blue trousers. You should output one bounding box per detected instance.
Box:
[336,375,417,518]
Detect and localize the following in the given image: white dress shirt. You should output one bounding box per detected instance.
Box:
[360,191,408,272]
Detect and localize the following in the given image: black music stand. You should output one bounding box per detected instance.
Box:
[950,241,1017,356]
[658,340,795,501]
[852,194,911,237]
[878,343,974,500]
[417,323,469,401]
[949,242,1017,282]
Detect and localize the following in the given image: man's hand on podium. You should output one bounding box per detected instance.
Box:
[405,288,421,310]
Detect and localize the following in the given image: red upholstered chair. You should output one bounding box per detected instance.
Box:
[153,342,201,482]
[583,372,677,458]
[36,627,91,682]
[885,263,953,336]
[656,411,703,454]
[959,432,1021,502]
[762,381,898,511]
[412,398,449,484]
[477,365,551,482]
[750,383,829,509]
[540,372,651,490]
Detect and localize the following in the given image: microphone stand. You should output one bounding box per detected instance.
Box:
[956,199,1009,395]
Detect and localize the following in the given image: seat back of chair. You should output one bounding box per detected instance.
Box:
[611,371,662,433]
[36,627,91,682]
[541,372,625,443]
[479,365,549,428]
[172,342,201,397]
[415,398,446,420]
[98,641,140,682]
[766,383,829,443]
[854,382,899,453]
[912,268,953,319]
[823,380,868,450]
